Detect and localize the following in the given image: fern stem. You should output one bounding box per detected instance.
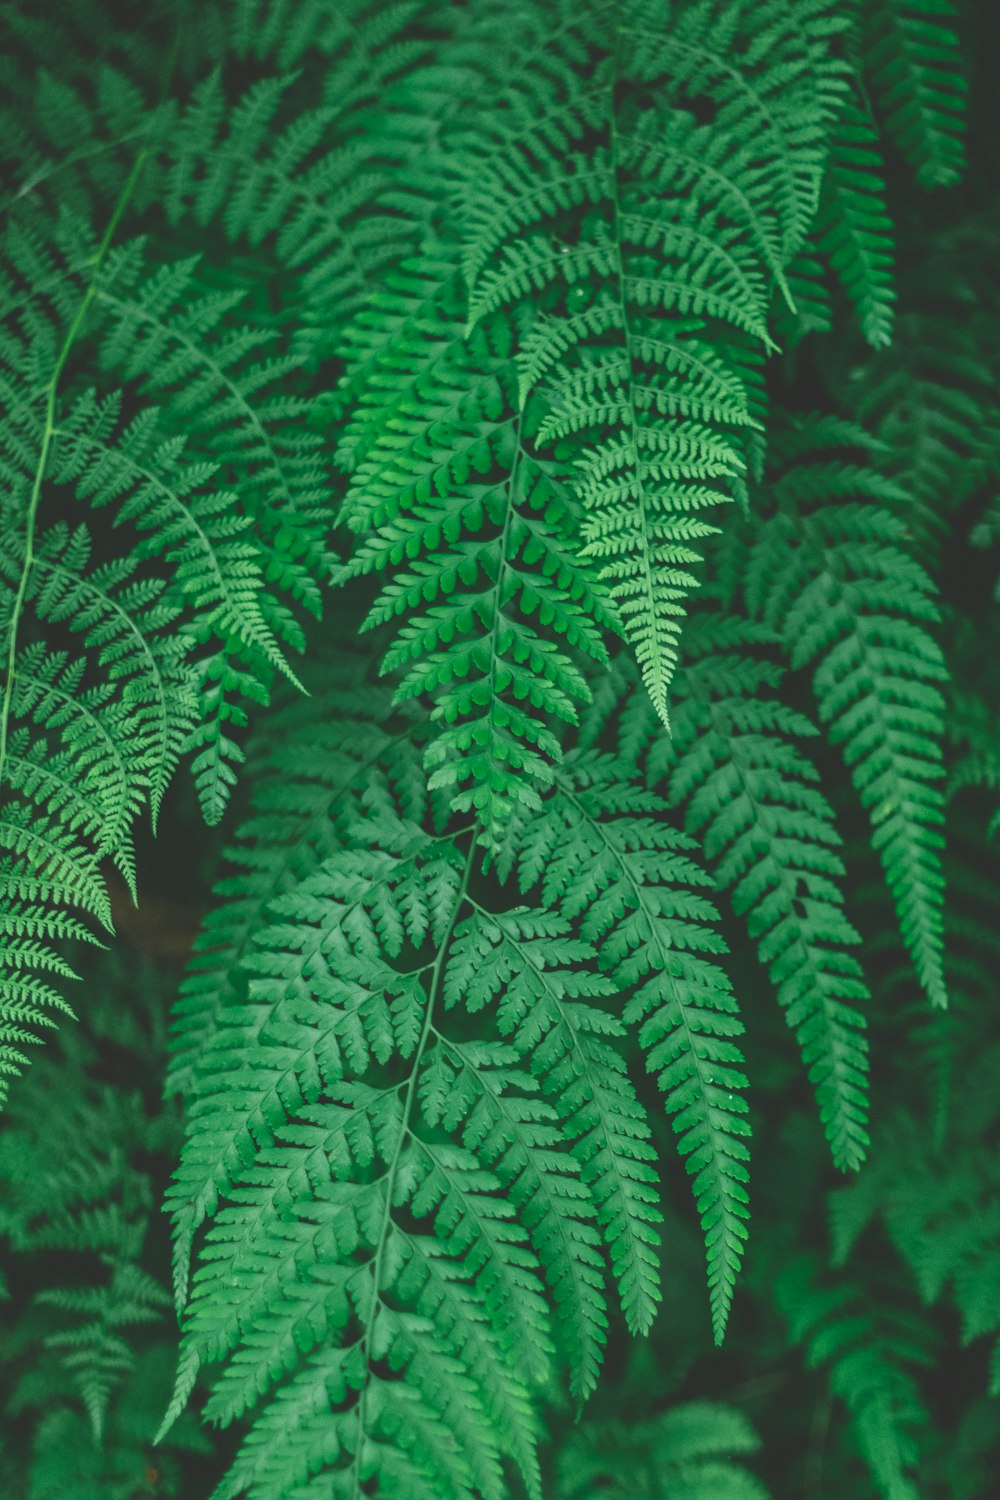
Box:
[0,146,149,802]
[348,833,478,1497]
[605,18,667,727]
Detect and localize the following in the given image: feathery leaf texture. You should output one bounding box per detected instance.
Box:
[167,664,749,1494]
[604,611,871,1170]
[169,800,547,1495]
[776,1256,934,1500]
[0,985,176,1443]
[0,1,991,1497]
[742,418,949,1007]
[510,743,749,1344]
[558,1399,772,1500]
[337,266,613,845]
[862,0,967,189]
[816,95,896,349]
[0,40,341,1092]
[451,0,849,727]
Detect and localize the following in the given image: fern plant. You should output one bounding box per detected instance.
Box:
[2,1,999,1499]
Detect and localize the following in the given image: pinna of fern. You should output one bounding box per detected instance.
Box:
[738,415,949,1010]
[595,604,871,1173]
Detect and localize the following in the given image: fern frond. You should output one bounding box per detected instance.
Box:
[512,745,749,1344]
[446,906,627,1377]
[166,661,415,1107]
[558,1398,772,1500]
[449,0,848,725]
[610,611,871,1170]
[833,225,997,555]
[830,898,1000,1406]
[862,0,967,189]
[775,1257,933,1500]
[743,418,948,1008]
[162,1,431,366]
[816,95,896,349]
[0,1004,176,1440]
[171,670,744,1493]
[90,243,329,640]
[337,262,613,844]
[168,817,556,1500]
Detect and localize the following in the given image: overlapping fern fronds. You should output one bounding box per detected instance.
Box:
[165,659,752,1496]
[0,0,428,1096]
[2,1,995,1498]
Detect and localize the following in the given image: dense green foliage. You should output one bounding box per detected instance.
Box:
[1,1,998,1497]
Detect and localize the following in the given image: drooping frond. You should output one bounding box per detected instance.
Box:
[742,417,948,1008]
[509,740,749,1344]
[606,610,870,1170]
[816,94,896,349]
[170,670,705,1495]
[0,28,342,1091]
[862,0,967,189]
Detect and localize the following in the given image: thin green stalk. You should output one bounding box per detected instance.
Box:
[0,147,149,800]
[349,833,478,1497]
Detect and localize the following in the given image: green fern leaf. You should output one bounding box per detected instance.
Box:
[337,262,613,844]
[512,746,749,1344]
[816,95,896,349]
[744,418,948,1007]
[863,0,967,189]
[776,1256,934,1500]
[558,1398,772,1500]
[452,0,848,725]
[612,613,871,1170]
